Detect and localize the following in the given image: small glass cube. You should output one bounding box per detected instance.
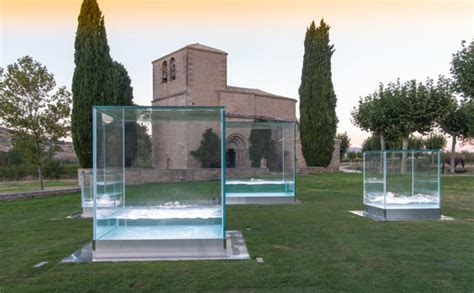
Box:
[363,150,441,221]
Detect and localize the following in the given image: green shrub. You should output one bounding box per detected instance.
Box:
[190,129,221,168]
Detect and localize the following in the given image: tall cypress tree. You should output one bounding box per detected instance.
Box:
[72,0,114,168]
[112,61,138,167]
[298,19,338,166]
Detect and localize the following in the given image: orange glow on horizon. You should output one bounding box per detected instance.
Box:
[2,0,472,29]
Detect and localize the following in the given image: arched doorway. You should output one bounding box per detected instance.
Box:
[226,133,248,168]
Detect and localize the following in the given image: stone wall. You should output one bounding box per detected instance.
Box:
[218,89,296,121]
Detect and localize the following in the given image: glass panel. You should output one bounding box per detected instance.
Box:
[413,151,440,208]
[364,152,385,207]
[225,121,296,197]
[93,107,225,241]
[386,151,414,208]
[81,170,93,208]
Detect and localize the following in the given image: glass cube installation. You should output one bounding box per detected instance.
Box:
[225,121,296,204]
[92,106,226,260]
[363,150,441,221]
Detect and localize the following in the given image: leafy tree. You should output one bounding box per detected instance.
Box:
[451,40,473,101]
[336,132,350,159]
[424,134,447,150]
[0,56,71,190]
[408,136,424,149]
[352,88,400,150]
[466,100,474,137]
[190,128,221,168]
[248,127,278,170]
[384,78,452,150]
[450,41,474,139]
[346,151,362,161]
[299,19,338,166]
[354,78,452,151]
[438,100,470,173]
[0,148,24,166]
[361,135,381,152]
[72,0,115,168]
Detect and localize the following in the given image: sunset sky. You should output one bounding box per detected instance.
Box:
[1,0,473,147]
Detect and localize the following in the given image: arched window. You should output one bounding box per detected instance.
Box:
[161,61,168,83]
[170,58,176,81]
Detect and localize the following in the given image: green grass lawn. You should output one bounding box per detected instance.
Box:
[0,179,78,194]
[0,173,473,291]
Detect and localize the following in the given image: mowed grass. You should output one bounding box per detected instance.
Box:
[0,173,473,292]
[0,179,78,194]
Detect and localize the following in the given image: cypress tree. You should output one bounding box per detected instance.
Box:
[112,61,134,105]
[72,0,114,168]
[111,61,138,167]
[298,19,338,166]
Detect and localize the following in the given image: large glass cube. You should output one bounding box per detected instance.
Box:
[363,150,441,221]
[92,106,226,260]
[225,121,296,204]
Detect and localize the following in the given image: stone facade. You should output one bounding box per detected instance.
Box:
[151,43,339,172]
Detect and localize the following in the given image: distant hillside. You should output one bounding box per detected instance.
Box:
[348,147,362,153]
[0,127,78,162]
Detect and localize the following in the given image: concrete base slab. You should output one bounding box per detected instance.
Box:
[349,210,453,221]
[226,196,297,205]
[61,230,250,263]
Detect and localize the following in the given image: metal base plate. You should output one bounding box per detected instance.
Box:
[364,204,441,221]
[226,195,296,205]
[62,231,249,262]
[93,238,225,261]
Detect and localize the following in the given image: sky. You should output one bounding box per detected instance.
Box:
[1,0,473,148]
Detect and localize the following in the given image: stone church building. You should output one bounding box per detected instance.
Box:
[151,43,339,171]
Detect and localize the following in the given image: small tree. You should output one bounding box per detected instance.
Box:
[362,135,381,152]
[248,127,278,170]
[424,134,447,150]
[0,56,71,189]
[408,136,425,149]
[336,132,350,160]
[190,128,221,168]
[352,89,398,150]
[438,101,470,173]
